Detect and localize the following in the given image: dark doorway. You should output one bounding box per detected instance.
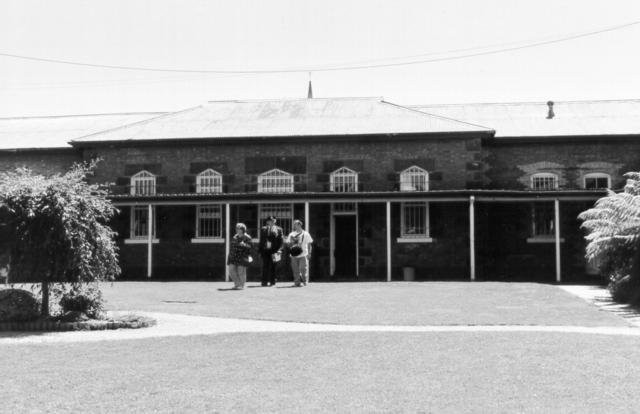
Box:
[334,215,357,277]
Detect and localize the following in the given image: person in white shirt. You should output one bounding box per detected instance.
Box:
[286,219,313,287]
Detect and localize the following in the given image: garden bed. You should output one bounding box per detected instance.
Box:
[0,314,156,332]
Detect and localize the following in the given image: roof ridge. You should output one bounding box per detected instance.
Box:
[70,106,202,143]
[206,96,383,104]
[0,111,168,121]
[411,98,640,107]
[381,100,493,131]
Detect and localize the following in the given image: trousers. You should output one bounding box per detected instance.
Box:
[261,253,278,285]
[290,255,308,285]
[228,264,247,288]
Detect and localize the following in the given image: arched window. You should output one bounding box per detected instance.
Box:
[196,169,223,193]
[257,169,294,193]
[583,173,610,190]
[400,166,429,191]
[330,167,358,192]
[531,173,558,190]
[130,170,156,195]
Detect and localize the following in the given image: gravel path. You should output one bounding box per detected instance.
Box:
[1,310,640,345]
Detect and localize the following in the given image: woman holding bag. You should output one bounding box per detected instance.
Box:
[227,223,253,290]
[286,219,314,287]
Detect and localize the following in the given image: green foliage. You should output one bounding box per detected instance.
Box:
[0,161,121,314]
[579,172,640,303]
[0,288,40,322]
[59,284,105,319]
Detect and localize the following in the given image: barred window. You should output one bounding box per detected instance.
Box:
[196,205,222,238]
[130,170,156,195]
[584,173,610,190]
[130,206,156,239]
[259,203,293,235]
[400,166,429,191]
[531,173,558,190]
[401,202,430,238]
[258,169,294,193]
[330,167,358,192]
[196,169,223,193]
[532,204,554,237]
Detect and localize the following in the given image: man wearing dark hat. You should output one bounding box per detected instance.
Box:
[258,215,284,286]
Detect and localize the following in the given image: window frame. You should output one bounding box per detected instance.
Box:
[196,169,223,194]
[125,205,158,244]
[530,173,558,191]
[257,169,294,193]
[259,203,294,235]
[400,165,429,192]
[130,170,156,196]
[330,167,358,192]
[398,202,432,243]
[194,204,223,240]
[531,203,554,238]
[583,172,611,190]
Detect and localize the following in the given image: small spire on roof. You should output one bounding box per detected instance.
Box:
[307,72,313,99]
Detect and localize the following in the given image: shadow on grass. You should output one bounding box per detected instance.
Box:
[0,330,49,339]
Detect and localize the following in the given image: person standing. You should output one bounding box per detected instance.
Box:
[258,215,283,286]
[227,223,253,290]
[287,219,314,287]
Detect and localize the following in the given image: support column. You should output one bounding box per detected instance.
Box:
[386,201,391,282]
[555,199,561,283]
[225,203,231,282]
[146,204,153,278]
[355,203,359,277]
[469,196,476,281]
[304,201,310,282]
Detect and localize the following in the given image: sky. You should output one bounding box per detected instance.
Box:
[0,0,639,117]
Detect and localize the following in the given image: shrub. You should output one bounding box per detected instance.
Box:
[59,285,105,319]
[579,172,640,304]
[0,160,120,316]
[0,288,40,322]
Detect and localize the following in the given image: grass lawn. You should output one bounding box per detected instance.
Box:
[3,281,638,413]
[3,331,640,413]
[99,281,627,326]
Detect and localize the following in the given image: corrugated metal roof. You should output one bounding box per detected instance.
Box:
[71,97,491,144]
[0,112,166,149]
[411,99,640,138]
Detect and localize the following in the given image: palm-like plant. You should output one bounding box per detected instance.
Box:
[579,172,640,303]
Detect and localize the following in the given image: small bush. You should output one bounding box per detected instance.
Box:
[608,272,640,305]
[0,288,40,322]
[59,286,105,319]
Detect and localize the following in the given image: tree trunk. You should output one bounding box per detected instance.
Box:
[41,281,49,317]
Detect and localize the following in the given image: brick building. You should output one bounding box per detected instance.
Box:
[2,97,640,283]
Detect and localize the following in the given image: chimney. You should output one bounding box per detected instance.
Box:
[546,101,555,119]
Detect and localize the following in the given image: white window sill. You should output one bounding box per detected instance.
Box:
[124,238,160,244]
[397,237,433,243]
[191,238,224,244]
[526,237,565,244]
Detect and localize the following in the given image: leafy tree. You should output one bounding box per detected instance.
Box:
[579,172,640,303]
[0,161,120,316]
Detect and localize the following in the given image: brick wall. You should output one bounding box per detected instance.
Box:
[0,149,81,176]
[485,139,640,190]
[82,134,485,192]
